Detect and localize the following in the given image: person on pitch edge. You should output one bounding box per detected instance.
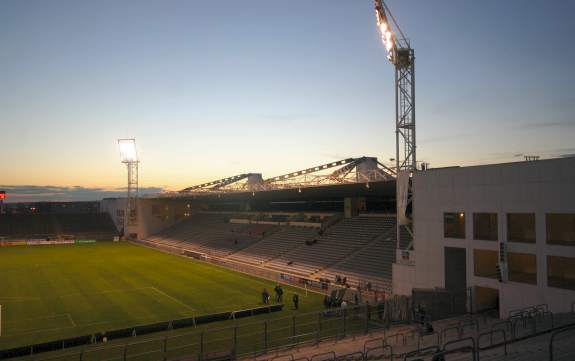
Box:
[292,293,299,310]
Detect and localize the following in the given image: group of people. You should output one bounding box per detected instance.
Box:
[323,294,342,308]
[334,275,348,286]
[261,284,300,310]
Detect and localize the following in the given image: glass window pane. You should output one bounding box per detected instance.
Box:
[507,213,535,243]
[548,256,575,290]
[546,213,575,246]
[508,252,537,285]
[474,249,498,279]
[444,212,465,239]
[473,213,498,241]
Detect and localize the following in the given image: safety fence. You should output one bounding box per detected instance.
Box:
[7,302,412,361]
[0,305,284,360]
[254,305,575,361]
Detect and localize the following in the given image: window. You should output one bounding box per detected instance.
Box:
[116,209,125,217]
[474,249,498,279]
[548,256,575,290]
[507,213,535,243]
[444,212,465,239]
[474,286,499,312]
[546,213,575,246]
[473,213,498,241]
[508,252,537,285]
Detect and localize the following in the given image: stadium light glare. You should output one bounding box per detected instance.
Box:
[375,6,395,62]
[118,139,138,163]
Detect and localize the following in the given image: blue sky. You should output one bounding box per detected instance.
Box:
[1,0,574,201]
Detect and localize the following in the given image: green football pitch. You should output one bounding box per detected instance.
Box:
[0,242,324,350]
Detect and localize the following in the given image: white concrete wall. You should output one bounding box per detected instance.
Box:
[101,198,186,239]
[401,157,575,316]
[100,198,126,232]
[135,199,180,239]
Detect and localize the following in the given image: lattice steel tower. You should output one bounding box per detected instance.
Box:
[375,0,416,249]
[118,139,139,234]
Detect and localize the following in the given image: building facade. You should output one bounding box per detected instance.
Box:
[393,157,575,317]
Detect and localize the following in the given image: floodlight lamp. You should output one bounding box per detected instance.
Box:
[118,139,138,163]
[375,4,396,62]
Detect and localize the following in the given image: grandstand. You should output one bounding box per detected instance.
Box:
[139,212,401,292]
[0,213,118,241]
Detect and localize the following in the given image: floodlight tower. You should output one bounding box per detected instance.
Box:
[0,191,6,215]
[374,0,416,249]
[118,139,139,236]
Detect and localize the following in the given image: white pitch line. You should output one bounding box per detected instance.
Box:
[0,286,155,303]
[66,313,77,327]
[2,313,70,324]
[149,286,196,312]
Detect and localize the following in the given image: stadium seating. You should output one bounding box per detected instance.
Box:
[264,216,392,277]
[250,306,575,361]
[228,226,318,265]
[0,213,118,240]
[316,230,396,290]
[142,213,410,291]
[143,213,273,257]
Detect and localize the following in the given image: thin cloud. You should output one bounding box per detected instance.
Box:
[522,120,575,129]
[0,185,163,203]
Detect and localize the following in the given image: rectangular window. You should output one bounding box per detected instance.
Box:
[508,252,537,285]
[116,209,124,217]
[473,213,498,241]
[548,256,575,291]
[474,249,499,279]
[444,212,466,239]
[546,213,575,246]
[507,213,535,243]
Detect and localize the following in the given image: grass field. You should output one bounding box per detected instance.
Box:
[0,242,324,350]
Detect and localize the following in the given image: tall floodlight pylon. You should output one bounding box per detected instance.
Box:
[374,0,416,250]
[118,139,139,237]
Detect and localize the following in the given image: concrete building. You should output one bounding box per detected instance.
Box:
[393,157,575,317]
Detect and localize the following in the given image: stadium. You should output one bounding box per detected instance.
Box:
[1,1,575,361]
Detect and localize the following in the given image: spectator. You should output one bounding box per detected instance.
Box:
[262,289,269,304]
[292,294,299,310]
[274,285,284,302]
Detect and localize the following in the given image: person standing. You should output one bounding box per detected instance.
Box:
[292,293,299,310]
[262,289,269,304]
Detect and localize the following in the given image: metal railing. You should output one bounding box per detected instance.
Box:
[477,329,507,360]
[549,324,575,361]
[14,304,407,361]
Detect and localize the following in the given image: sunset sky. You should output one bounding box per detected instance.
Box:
[1,0,574,201]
